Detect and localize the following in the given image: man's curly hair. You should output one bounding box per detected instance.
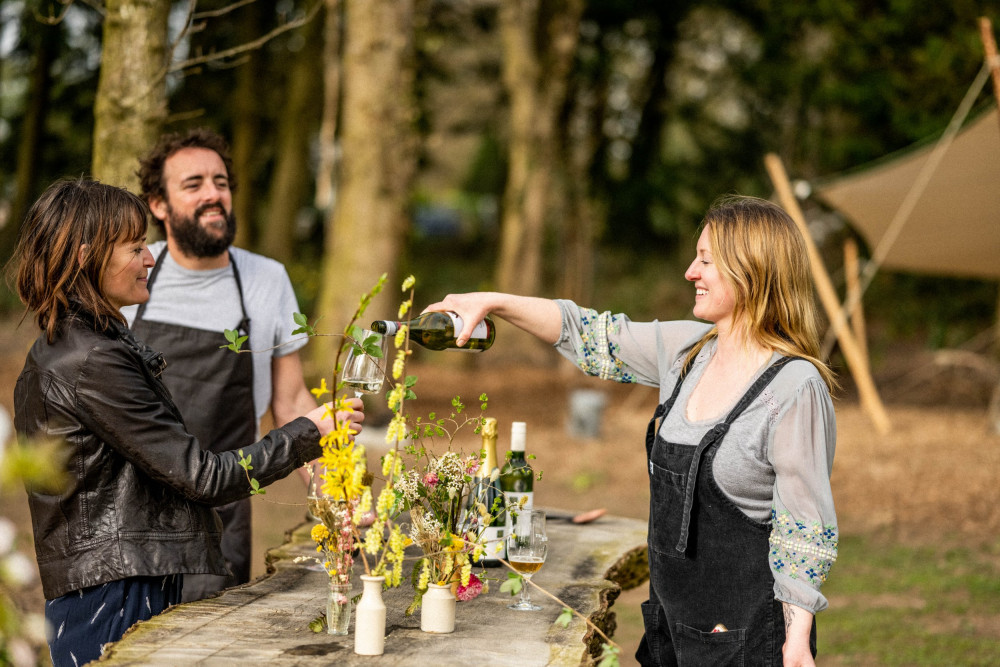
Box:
[137,128,237,232]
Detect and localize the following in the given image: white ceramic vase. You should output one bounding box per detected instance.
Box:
[420,582,456,633]
[354,575,386,655]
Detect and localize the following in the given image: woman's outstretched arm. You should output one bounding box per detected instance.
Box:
[423,292,562,347]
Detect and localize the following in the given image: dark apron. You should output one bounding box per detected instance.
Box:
[636,356,817,667]
[132,249,256,603]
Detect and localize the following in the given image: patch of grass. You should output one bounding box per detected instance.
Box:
[817,535,1000,666]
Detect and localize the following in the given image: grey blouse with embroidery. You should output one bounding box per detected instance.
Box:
[552,300,838,614]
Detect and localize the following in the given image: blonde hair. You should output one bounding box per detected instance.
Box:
[683,195,837,391]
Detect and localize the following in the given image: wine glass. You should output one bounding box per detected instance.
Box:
[505,509,547,611]
[341,329,389,398]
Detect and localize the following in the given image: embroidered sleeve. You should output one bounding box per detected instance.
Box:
[769,509,838,587]
[573,308,637,383]
[768,375,838,614]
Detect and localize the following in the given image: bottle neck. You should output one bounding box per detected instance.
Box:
[481,437,499,472]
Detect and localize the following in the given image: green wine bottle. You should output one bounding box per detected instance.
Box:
[500,422,534,512]
[371,311,496,352]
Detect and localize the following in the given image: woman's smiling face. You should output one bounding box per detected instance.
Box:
[684,226,735,328]
[101,237,155,309]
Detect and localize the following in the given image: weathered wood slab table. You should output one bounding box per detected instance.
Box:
[98,511,648,666]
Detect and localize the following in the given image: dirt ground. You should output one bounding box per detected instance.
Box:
[3,319,999,664]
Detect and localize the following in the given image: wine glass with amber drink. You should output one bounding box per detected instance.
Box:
[505,509,547,611]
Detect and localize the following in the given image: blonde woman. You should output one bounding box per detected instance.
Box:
[427,196,837,667]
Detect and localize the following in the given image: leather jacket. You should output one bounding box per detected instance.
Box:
[13,309,322,599]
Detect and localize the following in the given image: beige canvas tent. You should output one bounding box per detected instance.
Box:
[814,108,1000,281]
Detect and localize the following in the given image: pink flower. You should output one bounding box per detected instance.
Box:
[455,573,483,601]
[422,472,439,488]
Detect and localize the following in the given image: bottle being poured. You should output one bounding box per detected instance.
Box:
[371,311,496,352]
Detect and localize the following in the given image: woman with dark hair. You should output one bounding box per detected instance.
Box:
[427,196,838,667]
[10,178,362,667]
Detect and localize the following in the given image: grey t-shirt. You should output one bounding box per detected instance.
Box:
[121,242,308,425]
[552,299,838,614]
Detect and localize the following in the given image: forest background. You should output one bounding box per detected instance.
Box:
[2,0,1000,665]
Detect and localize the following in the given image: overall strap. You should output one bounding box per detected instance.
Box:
[673,356,797,554]
[646,358,696,446]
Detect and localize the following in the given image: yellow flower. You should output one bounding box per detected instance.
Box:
[310,377,330,399]
[398,300,411,319]
[401,275,415,291]
[394,325,407,349]
[392,351,406,381]
[311,523,330,543]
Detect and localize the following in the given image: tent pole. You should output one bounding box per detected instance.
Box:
[765,153,892,435]
[979,17,1000,433]
[843,238,868,360]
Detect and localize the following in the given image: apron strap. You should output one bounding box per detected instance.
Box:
[133,247,168,323]
[228,251,251,335]
[673,356,797,554]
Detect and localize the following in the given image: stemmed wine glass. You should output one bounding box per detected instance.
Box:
[505,509,547,611]
[341,329,389,398]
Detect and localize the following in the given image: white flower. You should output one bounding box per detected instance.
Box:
[2,552,37,586]
[0,518,16,554]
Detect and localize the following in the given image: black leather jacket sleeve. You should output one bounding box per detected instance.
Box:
[76,335,321,506]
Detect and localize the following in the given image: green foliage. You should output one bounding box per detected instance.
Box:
[221,329,249,353]
[237,450,265,495]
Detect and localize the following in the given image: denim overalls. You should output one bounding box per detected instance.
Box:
[636,356,817,666]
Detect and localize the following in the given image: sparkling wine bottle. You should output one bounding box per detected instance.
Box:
[500,422,534,512]
[370,311,496,352]
[470,417,506,566]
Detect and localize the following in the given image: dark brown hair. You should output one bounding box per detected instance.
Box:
[136,128,237,232]
[11,178,148,341]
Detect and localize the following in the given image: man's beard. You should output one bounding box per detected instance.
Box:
[166,202,237,258]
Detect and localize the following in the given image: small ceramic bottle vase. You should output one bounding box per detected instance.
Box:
[354,575,386,655]
[420,583,457,633]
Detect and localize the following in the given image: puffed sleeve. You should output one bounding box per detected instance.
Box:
[768,376,838,614]
[551,299,709,387]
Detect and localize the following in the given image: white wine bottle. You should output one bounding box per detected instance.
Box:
[370,311,496,352]
[500,422,534,512]
[471,417,506,566]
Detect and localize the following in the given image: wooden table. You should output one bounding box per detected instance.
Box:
[98,511,649,665]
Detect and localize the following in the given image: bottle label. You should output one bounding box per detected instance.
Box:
[446,311,489,341]
[506,491,534,511]
[481,525,506,561]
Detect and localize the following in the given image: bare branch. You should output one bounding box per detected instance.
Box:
[169,1,322,74]
[34,0,74,25]
[193,0,256,20]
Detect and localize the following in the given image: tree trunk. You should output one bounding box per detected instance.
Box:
[315,0,343,214]
[230,0,270,250]
[91,0,169,190]
[2,13,58,258]
[496,0,583,357]
[261,13,324,263]
[313,0,417,378]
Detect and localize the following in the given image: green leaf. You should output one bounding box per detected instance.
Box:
[556,608,573,628]
[220,329,248,352]
[597,644,621,667]
[499,572,523,596]
[308,615,326,633]
[291,312,317,336]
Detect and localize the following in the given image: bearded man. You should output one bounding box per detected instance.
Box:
[121,128,322,602]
